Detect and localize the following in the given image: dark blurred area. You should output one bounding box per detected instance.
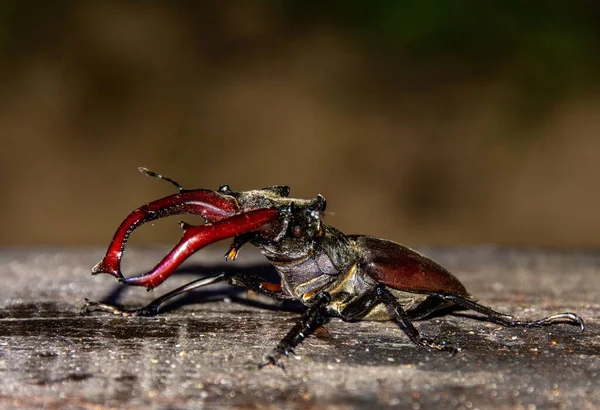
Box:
[2,0,600,248]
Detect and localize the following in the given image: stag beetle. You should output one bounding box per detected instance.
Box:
[83,168,585,368]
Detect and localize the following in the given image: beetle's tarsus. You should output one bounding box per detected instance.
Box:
[431,292,586,332]
[446,345,459,357]
[224,234,254,261]
[81,299,160,317]
[81,299,126,316]
[258,355,285,370]
[502,312,586,332]
[420,339,458,356]
[576,316,586,332]
[224,245,239,261]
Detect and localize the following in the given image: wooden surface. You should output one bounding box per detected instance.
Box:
[0,247,598,409]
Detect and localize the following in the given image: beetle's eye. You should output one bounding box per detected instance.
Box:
[292,225,304,237]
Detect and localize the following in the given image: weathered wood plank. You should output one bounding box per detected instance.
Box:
[0,247,598,409]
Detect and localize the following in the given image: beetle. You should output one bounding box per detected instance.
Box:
[83,168,585,368]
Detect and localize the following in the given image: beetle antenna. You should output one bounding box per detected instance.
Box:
[138,167,184,192]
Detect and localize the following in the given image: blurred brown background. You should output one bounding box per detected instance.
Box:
[2,1,600,248]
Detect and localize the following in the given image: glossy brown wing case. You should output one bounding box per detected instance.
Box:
[350,236,468,296]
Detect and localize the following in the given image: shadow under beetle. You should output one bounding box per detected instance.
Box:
[83,168,585,368]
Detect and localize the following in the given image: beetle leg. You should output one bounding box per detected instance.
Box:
[224,233,254,261]
[81,271,290,317]
[376,287,458,355]
[403,294,449,320]
[338,286,383,321]
[432,291,586,332]
[116,208,279,290]
[259,292,331,370]
[339,285,457,355]
[82,274,227,317]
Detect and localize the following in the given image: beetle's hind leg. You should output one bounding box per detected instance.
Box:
[433,291,585,332]
[81,271,289,317]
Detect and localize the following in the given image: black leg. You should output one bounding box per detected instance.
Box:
[341,290,447,321]
[405,294,447,320]
[338,286,443,322]
[338,286,383,321]
[81,271,290,317]
[377,287,458,355]
[224,233,254,261]
[259,292,331,370]
[435,291,585,331]
[338,285,456,354]
[338,286,444,321]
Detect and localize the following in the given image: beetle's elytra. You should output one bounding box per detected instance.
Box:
[83,168,585,368]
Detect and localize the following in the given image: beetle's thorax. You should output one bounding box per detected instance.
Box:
[259,225,358,300]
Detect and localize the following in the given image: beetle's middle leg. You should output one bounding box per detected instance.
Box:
[339,285,458,355]
[81,271,289,317]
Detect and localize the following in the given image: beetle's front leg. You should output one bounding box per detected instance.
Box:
[224,233,254,261]
[82,274,230,317]
[82,271,291,317]
[259,292,331,370]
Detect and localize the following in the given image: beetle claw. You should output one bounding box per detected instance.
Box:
[224,245,239,261]
[558,313,585,332]
[80,298,160,317]
[444,344,459,357]
[258,355,286,371]
[420,338,457,357]
[81,299,127,316]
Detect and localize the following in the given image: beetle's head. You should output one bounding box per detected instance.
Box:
[259,194,327,260]
[281,194,326,241]
[230,186,327,259]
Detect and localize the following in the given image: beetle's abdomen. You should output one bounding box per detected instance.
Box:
[350,235,468,296]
